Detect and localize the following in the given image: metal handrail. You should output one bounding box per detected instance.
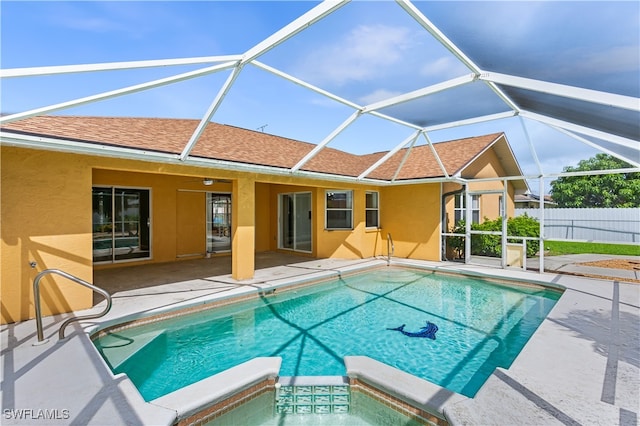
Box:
[33,269,112,343]
[387,233,394,264]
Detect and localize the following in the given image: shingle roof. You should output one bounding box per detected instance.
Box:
[1,115,505,181]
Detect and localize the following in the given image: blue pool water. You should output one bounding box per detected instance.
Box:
[94,268,561,401]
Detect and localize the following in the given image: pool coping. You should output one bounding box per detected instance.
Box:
[150,357,281,422]
[1,257,638,425]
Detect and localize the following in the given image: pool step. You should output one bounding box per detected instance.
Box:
[275,377,350,415]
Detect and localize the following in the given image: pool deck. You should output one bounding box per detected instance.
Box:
[1,255,639,425]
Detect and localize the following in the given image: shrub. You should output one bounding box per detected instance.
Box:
[451,214,540,258]
[507,214,540,257]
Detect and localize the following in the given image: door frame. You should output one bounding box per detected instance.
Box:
[206,192,232,254]
[277,191,313,253]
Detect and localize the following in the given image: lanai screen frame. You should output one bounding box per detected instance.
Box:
[1,0,638,272]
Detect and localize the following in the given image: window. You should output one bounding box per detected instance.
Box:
[92,187,151,263]
[365,191,379,228]
[454,193,480,224]
[325,190,353,229]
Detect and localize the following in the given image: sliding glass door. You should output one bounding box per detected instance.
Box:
[279,192,312,252]
[92,187,150,263]
[206,193,232,253]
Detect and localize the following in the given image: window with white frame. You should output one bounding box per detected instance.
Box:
[325,190,353,229]
[365,191,379,228]
[454,193,480,224]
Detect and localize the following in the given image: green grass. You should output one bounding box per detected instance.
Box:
[544,240,640,256]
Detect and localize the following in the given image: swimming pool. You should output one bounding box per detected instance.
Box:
[94,268,560,401]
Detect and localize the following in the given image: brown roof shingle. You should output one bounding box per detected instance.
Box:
[1,115,503,180]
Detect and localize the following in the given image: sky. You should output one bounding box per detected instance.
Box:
[2,1,638,194]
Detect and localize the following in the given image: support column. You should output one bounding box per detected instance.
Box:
[538,177,545,274]
[501,179,507,269]
[464,183,471,264]
[232,177,255,280]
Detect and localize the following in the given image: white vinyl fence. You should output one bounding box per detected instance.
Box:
[515,208,640,244]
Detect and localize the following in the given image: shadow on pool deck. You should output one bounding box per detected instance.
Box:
[93,251,315,299]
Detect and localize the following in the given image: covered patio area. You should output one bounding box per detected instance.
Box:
[93,251,317,297]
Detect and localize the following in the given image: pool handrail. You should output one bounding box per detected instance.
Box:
[33,268,112,343]
[387,233,394,264]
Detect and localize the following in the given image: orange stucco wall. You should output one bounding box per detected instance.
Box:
[1,147,93,324]
[1,141,518,324]
[379,184,441,260]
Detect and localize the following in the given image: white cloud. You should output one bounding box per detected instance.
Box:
[573,45,640,75]
[49,2,167,38]
[420,56,469,79]
[358,88,403,105]
[295,24,417,86]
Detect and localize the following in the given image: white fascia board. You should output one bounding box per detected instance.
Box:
[396,0,481,74]
[241,1,348,64]
[0,56,243,78]
[12,131,629,186]
[423,111,515,132]
[0,132,504,186]
[363,74,475,112]
[0,61,238,125]
[0,132,180,162]
[520,110,640,150]
[461,175,539,184]
[357,130,421,179]
[0,131,387,186]
[480,72,640,112]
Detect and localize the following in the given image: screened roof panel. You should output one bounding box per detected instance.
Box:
[1,0,638,183]
[501,86,640,141]
[419,1,640,97]
[573,134,640,165]
[377,82,512,128]
[204,64,356,146]
[257,1,470,103]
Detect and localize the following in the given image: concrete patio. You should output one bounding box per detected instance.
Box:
[1,254,638,425]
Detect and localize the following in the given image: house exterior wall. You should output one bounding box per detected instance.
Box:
[1,146,443,324]
[316,187,384,259]
[1,140,517,324]
[379,184,441,260]
[255,182,272,252]
[1,147,94,324]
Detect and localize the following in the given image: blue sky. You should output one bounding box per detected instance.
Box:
[2,1,638,193]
